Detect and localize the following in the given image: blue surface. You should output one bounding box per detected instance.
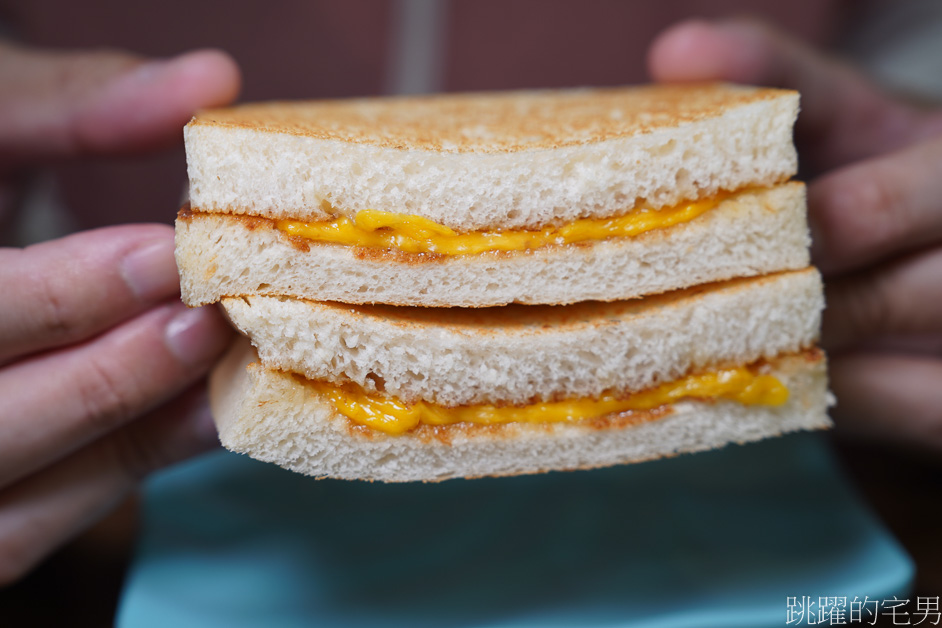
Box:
[118,433,912,628]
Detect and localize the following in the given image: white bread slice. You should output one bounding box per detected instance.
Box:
[185,84,798,231]
[210,341,831,482]
[222,268,822,407]
[177,182,809,307]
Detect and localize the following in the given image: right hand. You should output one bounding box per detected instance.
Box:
[648,19,942,452]
[0,41,240,585]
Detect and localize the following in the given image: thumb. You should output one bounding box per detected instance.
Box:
[0,43,240,168]
[647,18,929,175]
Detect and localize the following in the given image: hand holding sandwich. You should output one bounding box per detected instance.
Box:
[0,42,239,584]
[650,18,942,450]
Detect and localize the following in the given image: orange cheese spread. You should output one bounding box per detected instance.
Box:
[315,365,787,436]
[276,191,732,256]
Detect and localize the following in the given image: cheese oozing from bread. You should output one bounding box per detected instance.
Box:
[177,183,810,307]
[275,190,732,255]
[210,344,831,482]
[315,363,788,435]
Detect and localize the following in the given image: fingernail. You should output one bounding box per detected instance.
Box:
[126,59,171,84]
[121,239,179,301]
[94,59,173,107]
[165,304,233,367]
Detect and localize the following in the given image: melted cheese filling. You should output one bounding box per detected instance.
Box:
[276,191,732,256]
[314,365,788,436]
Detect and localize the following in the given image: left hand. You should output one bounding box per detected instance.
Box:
[0,42,240,584]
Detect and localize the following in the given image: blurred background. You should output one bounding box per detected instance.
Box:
[1,0,941,624]
[4,0,942,240]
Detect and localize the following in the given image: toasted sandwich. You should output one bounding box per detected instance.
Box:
[177,84,808,307]
[177,84,831,481]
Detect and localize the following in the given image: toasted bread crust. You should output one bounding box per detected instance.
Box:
[210,343,831,482]
[189,84,794,154]
[185,84,799,230]
[221,268,823,406]
[176,182,810,308]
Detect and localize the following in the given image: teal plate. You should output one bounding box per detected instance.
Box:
[117,432,912,627]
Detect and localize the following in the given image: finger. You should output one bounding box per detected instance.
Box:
[0,224,179,365]
[0,43,240,167]
[809,137,942,274]
[849,334,942,356]
[0,385,217,586]
[647,18,930,173]
[0,301,231,487]
[829,352,942,452]
[822,248,942,351]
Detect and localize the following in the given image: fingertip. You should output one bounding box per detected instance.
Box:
[76,48,242,153]
[120,236,179,303]
[24,222,177,294]
[0,224,180,362]
[164,304,235,369]
[648,19,723,82]
[167,48,242,110]
[828,353,942,451]
[648,18,775,85]
[138,384,221,466]
[184,390,223,453]
[806,180,841,275]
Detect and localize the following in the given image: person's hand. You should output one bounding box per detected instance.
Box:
[0,42,240,584]
[648,19,942,451]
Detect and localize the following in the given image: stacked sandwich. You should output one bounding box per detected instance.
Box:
[176,84,830,482]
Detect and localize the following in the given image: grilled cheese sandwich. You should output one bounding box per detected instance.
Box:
[179,84,831,481]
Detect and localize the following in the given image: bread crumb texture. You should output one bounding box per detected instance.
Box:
[185,84,799,229]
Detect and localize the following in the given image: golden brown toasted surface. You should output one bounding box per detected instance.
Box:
[187,84,795,154]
